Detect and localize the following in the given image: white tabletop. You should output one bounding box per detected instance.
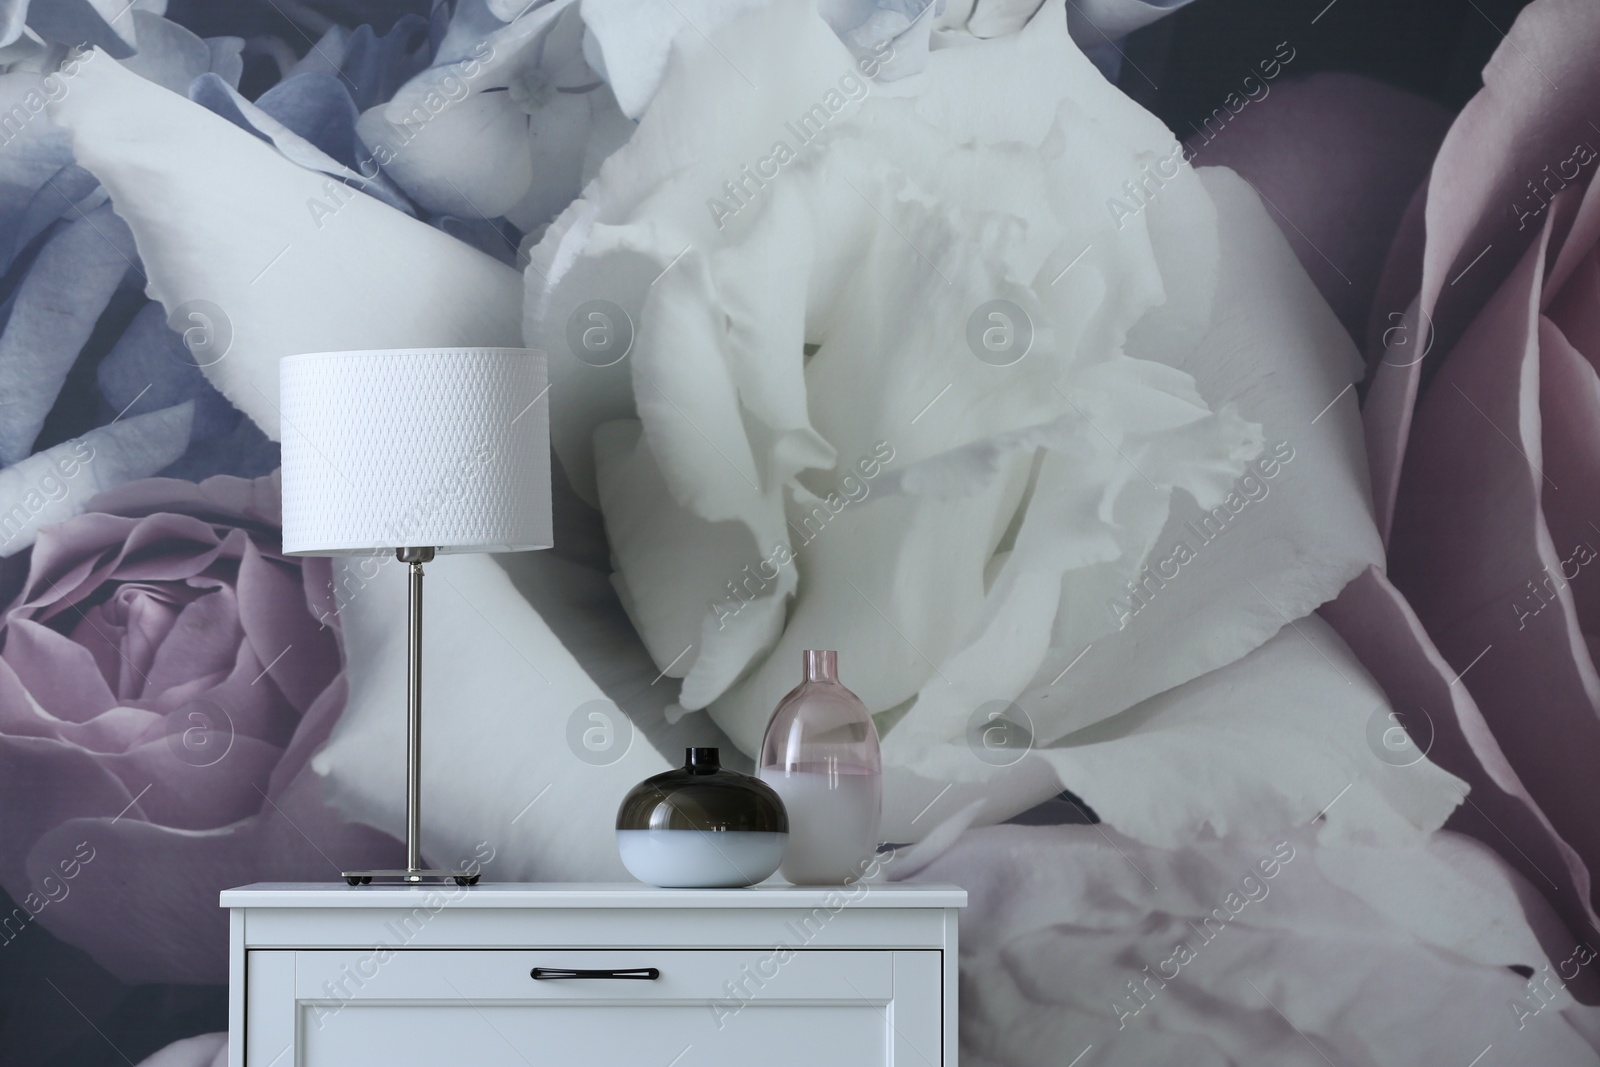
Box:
[220,882,966,910]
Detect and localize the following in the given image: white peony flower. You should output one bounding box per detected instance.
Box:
[528,0,1452,849]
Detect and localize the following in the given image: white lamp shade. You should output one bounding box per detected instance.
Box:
[279,348,552,555]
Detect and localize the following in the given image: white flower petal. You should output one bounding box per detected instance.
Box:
[593,418,794,697]
[880,0,1178,152]
[578,0,770,118]
[0,0,25,48]
[964,0,1048,38]
[879,612,1464,848]
[0,25,47,66]
[1314,832,1578,972]
[359,89,535,216]
[527,213,657,500]
[1026,167,1383,741]
[1035,617,1463,848]
[819,0,935,80]
[195,75,410,212]
[508,83,621,230]
[47,51,523,440]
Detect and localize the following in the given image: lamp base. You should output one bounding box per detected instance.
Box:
[341,869,481,887]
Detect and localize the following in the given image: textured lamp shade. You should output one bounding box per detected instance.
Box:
[279,348,552,555]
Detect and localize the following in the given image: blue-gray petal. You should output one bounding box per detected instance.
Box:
[158,413,279,482]
[285,24,349,82]
[1069,0,1196,39]
[207,35,244,88]
[97,301,240,442]
[4,163,101,273]
[120,10,213,94]
[0,73,75,271]
[256,71,365,171]
[339,14,435,110]
[25,0,135,56]
[190,72,413,213]
[1065,0,1200,82]
[435,0,506,65]
[188,72,272,145]
[0,200,137,466]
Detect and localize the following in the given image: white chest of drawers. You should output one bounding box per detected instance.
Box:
[221,881,965,1067]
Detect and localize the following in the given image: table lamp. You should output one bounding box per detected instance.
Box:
[279,347,552,886]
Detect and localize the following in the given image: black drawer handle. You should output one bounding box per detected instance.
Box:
[531,967,660,981]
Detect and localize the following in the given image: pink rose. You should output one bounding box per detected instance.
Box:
[0,473,395,984]
[1370,0,1600,953]
[1207,0,1600,969]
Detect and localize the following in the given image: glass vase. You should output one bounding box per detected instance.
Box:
[758,650,882,885]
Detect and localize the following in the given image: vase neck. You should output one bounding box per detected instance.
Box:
[685,747,720,774]
[802,649,838,683]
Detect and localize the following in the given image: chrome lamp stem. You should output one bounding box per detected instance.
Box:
[402,545,431,874]
[339,547,480,888]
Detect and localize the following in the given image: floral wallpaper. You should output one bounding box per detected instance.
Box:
[3,0,1600,1063]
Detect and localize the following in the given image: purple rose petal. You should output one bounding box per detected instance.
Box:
[2,617,116,722]
[27,769,396,984]
[235,539,338,714]
[0,472,397,983]
[1363,0,1600,539]
[1322,567,1600,999]
[1385,213,1600,966]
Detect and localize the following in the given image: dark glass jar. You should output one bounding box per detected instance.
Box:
[616,748,788,888]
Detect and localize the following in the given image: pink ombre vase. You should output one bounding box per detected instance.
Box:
[758,650,882,885]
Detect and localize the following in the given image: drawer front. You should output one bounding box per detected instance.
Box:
[247,949,943,1066]
[292,947,894,1000]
